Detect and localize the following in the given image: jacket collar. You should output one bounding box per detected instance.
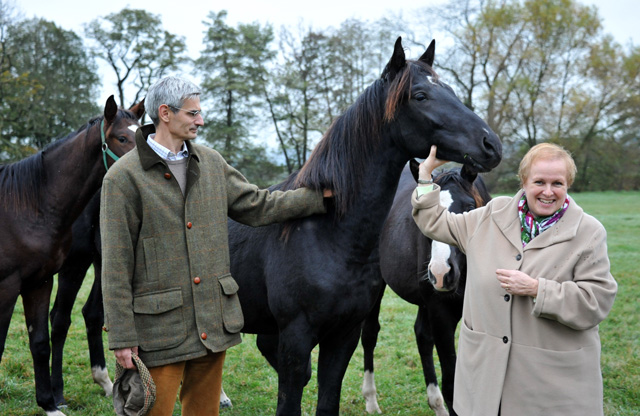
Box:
[491,189,583,252]
[136,124,201,170]
[135,124,201,197]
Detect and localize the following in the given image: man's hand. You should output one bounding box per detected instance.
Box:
[114,346,139,369]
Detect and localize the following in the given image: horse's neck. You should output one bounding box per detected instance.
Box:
[40,124,104,230]
[337,138,408,249]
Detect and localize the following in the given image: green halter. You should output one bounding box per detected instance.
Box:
[100,118,120,171]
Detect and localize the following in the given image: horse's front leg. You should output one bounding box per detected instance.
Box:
[82,259,113,397]
[429,299,462,416]
[275,318,316,416]
[23,277,66,415]
[50,260,91,406]
[316,323,362,416]
[415,306,448,416]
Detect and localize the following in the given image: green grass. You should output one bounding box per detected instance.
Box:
[1,191,638,415]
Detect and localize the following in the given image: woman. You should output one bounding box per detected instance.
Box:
[411,143,617,416]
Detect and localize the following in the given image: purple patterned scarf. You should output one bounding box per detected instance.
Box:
[518,193,569,247]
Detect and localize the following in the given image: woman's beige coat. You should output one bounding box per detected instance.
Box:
[412,187,617,416]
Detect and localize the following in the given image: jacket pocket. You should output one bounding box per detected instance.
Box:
[142,238,159,283]
[133,288,186,351]
[218,274,244,334]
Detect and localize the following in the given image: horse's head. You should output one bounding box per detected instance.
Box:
[422,168,491,292]
[383,37,502,173]
[101,95,145,170]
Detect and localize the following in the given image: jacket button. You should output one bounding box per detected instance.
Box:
[164,172,172,179]
[504,294,511,302]
[194,276,201,284]
[503,336,509,344]
[201,332,207,340]
[515,254,522,260]
[187,222,192,229]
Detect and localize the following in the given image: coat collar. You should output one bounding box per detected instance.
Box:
[135,124,201,170]
[135,124,202,196]
[491,189,584,252]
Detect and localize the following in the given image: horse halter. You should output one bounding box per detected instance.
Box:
[100,118,120,171]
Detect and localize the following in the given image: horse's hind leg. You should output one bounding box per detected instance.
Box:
[83,260,113,396]
[316,324,362,416]
[360,284,385,414]
[415,306,448,416]
[23,277,64,415]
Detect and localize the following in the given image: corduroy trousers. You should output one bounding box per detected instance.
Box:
[147,350,226,416]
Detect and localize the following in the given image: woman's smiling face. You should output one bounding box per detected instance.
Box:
[523,158,569,217]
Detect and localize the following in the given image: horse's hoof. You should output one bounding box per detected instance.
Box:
[220,398,232,409]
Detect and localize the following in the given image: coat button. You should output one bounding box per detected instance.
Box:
[515,254,522,260]
[187,222,192,229]
[503,336,509,344]
[504,294,511,302]
[201,332,207,340]
[194,276,201,284]
[164,172,172,179]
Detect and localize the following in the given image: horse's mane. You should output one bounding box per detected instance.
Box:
[0,109,137,214]
[277,59,423,219]
[434,168,492,208]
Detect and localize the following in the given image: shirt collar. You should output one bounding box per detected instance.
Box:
[146,133,189,161]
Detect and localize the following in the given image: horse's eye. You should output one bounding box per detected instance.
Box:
[414,92,428,101]
[117,136,128,144]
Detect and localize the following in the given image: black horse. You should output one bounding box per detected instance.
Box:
[0,97,144,415]
[360,164,491,416]
[228,37,502,415]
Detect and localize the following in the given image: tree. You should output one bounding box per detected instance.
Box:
[0,12,100,161]
[84,8,187,108]
[196,10,284,184]
[429,0,638,192]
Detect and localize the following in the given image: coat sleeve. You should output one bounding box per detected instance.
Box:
[223,160,326,226]
[410,184,479,254]
[100,176,141,349]
[532,224,618,330]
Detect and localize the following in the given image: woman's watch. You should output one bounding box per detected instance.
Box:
[417,178,433,185]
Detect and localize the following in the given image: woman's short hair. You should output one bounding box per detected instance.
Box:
[518,143,577,187]
[145,76,201,125]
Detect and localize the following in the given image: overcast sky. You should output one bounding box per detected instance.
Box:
[14,0,638,104]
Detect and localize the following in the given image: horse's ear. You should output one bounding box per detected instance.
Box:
[104,95,118,124]
[461,164,478,184]
[129,98,145,120]
[418,39,436,67]
[409,159,420,183]
[381,36,406,82]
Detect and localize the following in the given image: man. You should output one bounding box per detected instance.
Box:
[100,76,330,415]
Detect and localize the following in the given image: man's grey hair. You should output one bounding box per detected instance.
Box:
[145,76,201,125]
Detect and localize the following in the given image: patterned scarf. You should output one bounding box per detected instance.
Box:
[518,192,569,247]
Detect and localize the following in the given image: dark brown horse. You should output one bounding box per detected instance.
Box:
[0,96,144,415]
[227,37,502,415]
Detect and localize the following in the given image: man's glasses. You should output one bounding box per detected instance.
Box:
[167,105,203,117]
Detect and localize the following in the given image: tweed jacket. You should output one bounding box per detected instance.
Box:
[412,187,617,416]
[100,124,326,367]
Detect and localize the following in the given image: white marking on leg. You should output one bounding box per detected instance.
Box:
[46,410,67,416]
[427,383,449,416]
[92,365,113,397]
[362,370,381,414]
[220,385,232,408]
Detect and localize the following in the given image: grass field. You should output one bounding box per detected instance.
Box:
[1,191,638,415]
